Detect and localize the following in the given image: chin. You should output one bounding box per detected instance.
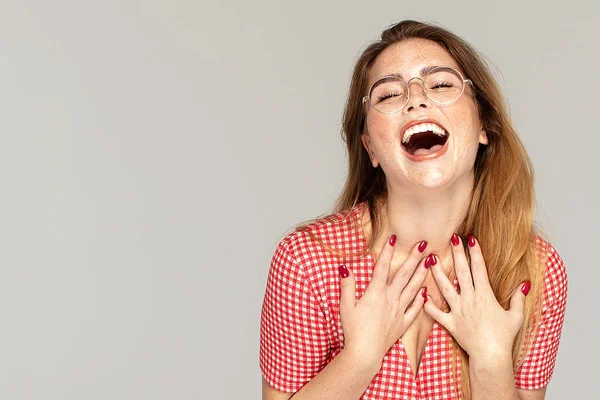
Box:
[409,169,449,188]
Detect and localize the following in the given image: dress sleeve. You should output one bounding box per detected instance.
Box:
[259,238,330,393]
[514,244,568,389]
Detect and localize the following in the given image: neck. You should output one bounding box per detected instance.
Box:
[367,173,475,269]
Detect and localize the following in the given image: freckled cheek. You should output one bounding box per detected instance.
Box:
[445,109,480,139]
[366,115,401,141]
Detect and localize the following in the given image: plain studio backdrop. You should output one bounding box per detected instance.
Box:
[0,1,597,399]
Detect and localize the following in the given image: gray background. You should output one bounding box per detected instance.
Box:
[0,0,596,399]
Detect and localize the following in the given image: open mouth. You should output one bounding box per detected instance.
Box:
[401,123,449,156]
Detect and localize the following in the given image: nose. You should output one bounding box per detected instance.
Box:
[403,77,430,113]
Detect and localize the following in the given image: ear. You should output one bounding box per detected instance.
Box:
[361,134,379,168]
[478,127,489,145]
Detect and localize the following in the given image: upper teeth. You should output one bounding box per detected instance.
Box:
[402,123,447,144]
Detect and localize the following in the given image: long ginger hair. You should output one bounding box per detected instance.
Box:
[335,20,546,399]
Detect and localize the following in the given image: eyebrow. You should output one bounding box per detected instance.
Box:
[378,65,440,81]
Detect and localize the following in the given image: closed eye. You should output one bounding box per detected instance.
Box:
[430,82,454,90]
[377,92,403,102]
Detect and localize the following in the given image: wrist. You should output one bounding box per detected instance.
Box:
[339,347,383,377]
[469,342,512,363]
[469,350,513,375]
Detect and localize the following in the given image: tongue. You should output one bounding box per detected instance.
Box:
[413,144,443,156]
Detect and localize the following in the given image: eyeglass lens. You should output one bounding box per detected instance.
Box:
[369,67,465,114]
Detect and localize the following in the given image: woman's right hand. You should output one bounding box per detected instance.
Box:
[338,236,432,368]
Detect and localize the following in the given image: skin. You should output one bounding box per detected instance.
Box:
[426,235,546,400]
[263,38,547,399]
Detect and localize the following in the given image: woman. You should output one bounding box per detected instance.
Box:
[260,20,567,399]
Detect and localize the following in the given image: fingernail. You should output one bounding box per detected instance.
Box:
[451,234,459,246]
[468,235,476,247]
[389,234,397,246]
[339,265,349,278]
[522,281,531,296]
[422,287,428,303]
[424,255,432,269]
[418,240,428,253]
[430,254,437,267]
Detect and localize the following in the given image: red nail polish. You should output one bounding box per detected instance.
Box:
[389,235,397,246]
[339,265,349,278]
[522,281,531,296]
[451,234,459,246]
[468,235,476,247]
[422,287,428,303]
[418,240,427,253]
[430,254,437,266]
[424,255,432,269]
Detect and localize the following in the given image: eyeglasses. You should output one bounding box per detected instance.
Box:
[362,66,473,115]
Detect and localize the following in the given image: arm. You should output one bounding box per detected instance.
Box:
[424,236,567,400]
[262,348,380,400]
[263,337,545,400]
[468,352,547,400]
[261,235,431,399]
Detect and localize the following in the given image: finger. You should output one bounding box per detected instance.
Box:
[423,295,454,332]
[450,234,474,293]
[403,287,427,326]
[430,255,460,308]
[389,239,428,294]
[509,281,530,325]
[467,235,491,290]
[397,253,430,310]
[371,235,397,286]
[338,265,356,323]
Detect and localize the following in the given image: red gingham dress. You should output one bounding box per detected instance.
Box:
[260,203,568,399]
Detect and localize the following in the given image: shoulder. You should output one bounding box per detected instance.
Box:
[272,204,366,277]
[534,236,568,308]
[515,237,568,388]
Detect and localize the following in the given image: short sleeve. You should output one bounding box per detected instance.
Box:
[515,244,568,389]
[259,238,330,393]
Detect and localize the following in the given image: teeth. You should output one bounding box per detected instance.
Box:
[402,122,447,144]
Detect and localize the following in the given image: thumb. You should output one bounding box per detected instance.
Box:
[339,265,356,322]
[423,293,453,333]
[509,280,530,324]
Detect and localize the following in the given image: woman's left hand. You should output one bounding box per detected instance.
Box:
[423,234,530,360]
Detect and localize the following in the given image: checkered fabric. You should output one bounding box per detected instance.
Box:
[260,203,568,399]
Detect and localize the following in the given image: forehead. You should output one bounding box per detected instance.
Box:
[368,38,463,85]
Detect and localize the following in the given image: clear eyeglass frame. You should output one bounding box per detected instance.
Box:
[361,65,474,115]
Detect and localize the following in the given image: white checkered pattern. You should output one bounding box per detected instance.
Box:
[260,204,567,398]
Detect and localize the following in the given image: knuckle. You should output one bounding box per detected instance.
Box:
[473,257,486,268]
[340,280,353,289]
[395,272,410,285]
[401,281,417,295]
[440,284,454,297]
[397,264,415,280]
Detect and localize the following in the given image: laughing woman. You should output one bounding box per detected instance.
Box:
[259,20,567,400]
